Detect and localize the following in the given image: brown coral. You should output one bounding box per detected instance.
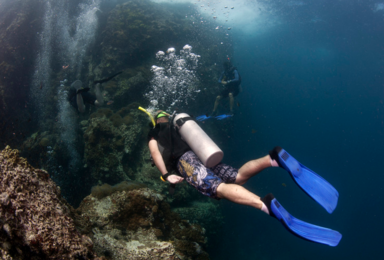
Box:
[0,146,99,259]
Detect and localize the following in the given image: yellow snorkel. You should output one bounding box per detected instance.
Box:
[138,106,156,128]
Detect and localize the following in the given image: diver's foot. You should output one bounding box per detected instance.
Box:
[268,146,283,167]
[76,87,90,94]
[260,193,277,219]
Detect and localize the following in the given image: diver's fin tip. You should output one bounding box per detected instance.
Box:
[276,148,339,213]
[271,198,342,246]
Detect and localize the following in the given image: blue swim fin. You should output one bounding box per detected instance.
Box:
[215,114,233,120]
[196,115,211,121]
[270,147,339,214]
[262,194,342,247]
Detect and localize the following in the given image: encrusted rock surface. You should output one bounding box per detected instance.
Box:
[82,106,147,183]
[0,146,99,259]
[75,187,210,260]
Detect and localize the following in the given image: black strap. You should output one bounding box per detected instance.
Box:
[175,117,194,128]
[163,172,173,181]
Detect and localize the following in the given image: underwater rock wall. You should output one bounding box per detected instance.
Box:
[82,104,148,184]
[95,0,199,76]
[92,0,230,112]
[0,0,44,149]
[0,146,98,259]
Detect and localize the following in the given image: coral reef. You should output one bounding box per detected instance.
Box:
[21,131,58,165]
[74,186,210,259]
[91,181,146,200]
[173,202,224,239]
[0,146,99,259]
[0,146,215,259]
[83,104,148,183]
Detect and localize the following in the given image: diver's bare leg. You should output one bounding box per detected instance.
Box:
[229,92,234,113]
[76,94,85,113]
[216,183,263,209]
[235,155,271,185]
[95,83,104,106]
[213,95,221,113]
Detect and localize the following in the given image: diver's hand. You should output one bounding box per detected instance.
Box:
[221,80,227,85]
[167,175,184,184]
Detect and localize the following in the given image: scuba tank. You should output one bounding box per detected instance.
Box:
[173,113,223,168]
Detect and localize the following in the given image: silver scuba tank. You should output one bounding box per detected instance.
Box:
[173,113,223,168]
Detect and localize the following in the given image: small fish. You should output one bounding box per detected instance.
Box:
[40,82,43,89]
[107,100,114,105]
[251,129,257,134]
[62,65,69,69]
[231,7,234,9]
[282,183,287,187]
[236,102,240,107]
[228,27,231,30]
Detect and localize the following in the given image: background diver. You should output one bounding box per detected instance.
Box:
[147,110,342,246]
[68,71,122,113]
[211,60,242,116]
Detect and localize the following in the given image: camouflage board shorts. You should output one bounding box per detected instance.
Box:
[177,151,238,199]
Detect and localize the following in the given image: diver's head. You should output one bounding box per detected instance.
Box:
[155,110,170,124]
[223,60,231,71]
[71,80,83,90]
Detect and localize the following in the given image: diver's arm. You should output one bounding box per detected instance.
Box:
[94,83,104,106]
[149,139,184,184]
[76,93,85,113]
[218,71,225,83]
[228,70,239,84]
[149,139,168,175]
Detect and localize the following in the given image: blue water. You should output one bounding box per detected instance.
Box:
[208,1,384,259]
[2,0,384,258]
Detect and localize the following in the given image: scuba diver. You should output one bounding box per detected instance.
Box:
[68,80,103,113]
[146,110,342,246]
[68,71,122,113]
[211,60,242,116]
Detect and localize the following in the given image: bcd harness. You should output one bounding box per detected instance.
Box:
[151,116,194,194]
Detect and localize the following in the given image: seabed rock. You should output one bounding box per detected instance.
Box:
[75,187,210,259]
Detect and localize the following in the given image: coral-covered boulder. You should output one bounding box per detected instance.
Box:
[75,186,210,259]
[0,146,99,259]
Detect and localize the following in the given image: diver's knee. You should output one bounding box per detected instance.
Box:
[228,93,233,98]
[216,95,222,100]
[216,183,226,199]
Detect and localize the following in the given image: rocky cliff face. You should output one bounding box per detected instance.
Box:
[0,0,45,149]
